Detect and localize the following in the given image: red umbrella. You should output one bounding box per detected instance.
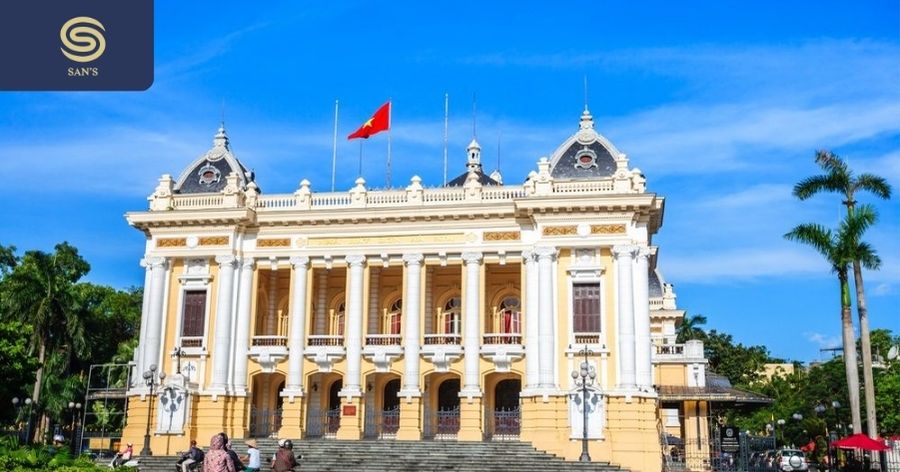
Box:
[830,434,890,451]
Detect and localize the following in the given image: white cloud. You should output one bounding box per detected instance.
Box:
[871,283,894,297]
[804,332,842,350]
[662,247,826,282]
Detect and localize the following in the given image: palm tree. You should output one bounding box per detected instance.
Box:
[794,150,892,437]
[676,313,708,343]
[3,242,90,441]
[785,208,879,435]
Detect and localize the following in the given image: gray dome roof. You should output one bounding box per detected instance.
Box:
[649,269,663,298]
[173,125,256,194]
[547,109,625,181]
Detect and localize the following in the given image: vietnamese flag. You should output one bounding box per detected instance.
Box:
[348,101,391,140]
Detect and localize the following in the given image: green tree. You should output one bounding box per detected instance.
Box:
[676,313,707,343]
[2,243,90,440]
[794,150,892,438]
[703,330,773,387]
[0,320,38,425]
[784,208,878,435]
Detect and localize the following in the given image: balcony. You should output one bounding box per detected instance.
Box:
[179,336,204,349]
[421,334,463,373]
[481,333,524,373]
[305,335,346,372]
[363,334,403,373]
[249,335,288,372]
[652,340,705,363]
[573,332,603,345]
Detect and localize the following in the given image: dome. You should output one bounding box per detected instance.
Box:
[548,109,624,181]
[173,125,256,194]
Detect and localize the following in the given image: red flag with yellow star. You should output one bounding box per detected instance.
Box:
[348,101,390,139]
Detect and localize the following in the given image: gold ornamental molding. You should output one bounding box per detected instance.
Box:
[542,225,577,236]
[483,231,521,242]
[199,236,230,246]
[308,233,466,247]
[257,238,292,248]
[156,238,186,248]
[591,224,626,235]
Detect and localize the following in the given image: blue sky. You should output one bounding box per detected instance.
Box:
[0,1,897,363]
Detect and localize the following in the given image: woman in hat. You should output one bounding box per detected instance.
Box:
[241,439,261,472]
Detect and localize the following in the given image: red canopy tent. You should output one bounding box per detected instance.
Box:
[830,434,890,451]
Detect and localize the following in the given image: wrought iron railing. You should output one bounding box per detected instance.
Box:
[306,408,340,439]
[486,408,520,440]
[248,407,282,438]
[364,406,400,439]
[424,406,460,439]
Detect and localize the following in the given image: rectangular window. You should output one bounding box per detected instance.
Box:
[181,290,207,337]
[573,283,601,333]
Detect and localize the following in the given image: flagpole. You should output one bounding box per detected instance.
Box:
[386,98,392,189]
[359,140,363,179]
[443,93,449,186]
[331,99,339,192]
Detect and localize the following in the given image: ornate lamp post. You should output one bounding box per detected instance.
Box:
[777,419,786,446]
[172,347,184,375]
[24,398,33,444]
[570,347,596,462]
[140,364,165,456]
[67,401,82,449]
[11,398,23,444]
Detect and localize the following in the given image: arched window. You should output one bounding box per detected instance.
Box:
[498,297,521,334]
[332,301,346,336]
[386,298,402,335]
[442,297,461,335]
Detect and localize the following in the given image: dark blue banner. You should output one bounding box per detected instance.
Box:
[0,0,153,91]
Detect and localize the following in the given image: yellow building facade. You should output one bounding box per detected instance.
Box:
[122,109,717,471]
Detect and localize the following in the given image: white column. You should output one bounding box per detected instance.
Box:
[210,255,237,392]
[535,247,557,389]
[461,252,483,397]
[633,247,653,390]
[233,258,255,394]
[267,265,278,334]
[143,257,168,386]
[613,245,637,390]
[367,268,381,335]
[341,255,366,398]
[424,267,434,335]
[522,251,540,392]
[315,271,327,335]
[135,258,152,385]
[400,254,423,397]
[285,256,310,396]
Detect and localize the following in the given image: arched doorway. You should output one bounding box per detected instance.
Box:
[382,379,401,436]
[436,378,460,438]
[326,379,342,436]
[249,373,285,438]
[490,379,520,439]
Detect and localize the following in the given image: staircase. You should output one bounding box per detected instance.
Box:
[132,438,626,471]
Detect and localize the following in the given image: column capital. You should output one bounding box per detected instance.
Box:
[533,246,557,261]
[461,252,483,265]
[402,253,424,266]
[240,257,256,270]
[289,256,310,269]
[215,255,238,267]
[635,246,652,261]
[612,244,639,259]
[345,254,366,267]
[146,256,169,270]
[521,250,535,263]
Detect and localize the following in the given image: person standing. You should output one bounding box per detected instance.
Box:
[241,439,261,472]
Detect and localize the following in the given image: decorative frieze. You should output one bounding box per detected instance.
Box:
[591,224,626,234]
[257,238,292,248]
[309,233,465,247]
[199,236,229,246]
[157,238,187,248]
[542,225,578,236]
[483,231,521,241]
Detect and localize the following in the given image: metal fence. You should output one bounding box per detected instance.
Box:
[423,407,459,440]
[248,407,282,438]
[306,408,340,439]
[363,407,400,439]
[663,427,775,472]
[485,408,520,441]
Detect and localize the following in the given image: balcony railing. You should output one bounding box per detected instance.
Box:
[180,336,203,348]
[251,335,288,347]
[653,340,705,361]
[573,332,602,345]
[482,333,522,345]
[365,334,402,346]
[423,334,462,345]
[307,335,344,347]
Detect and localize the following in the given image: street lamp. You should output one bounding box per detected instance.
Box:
[24,398,33,444]
[570,347,596,462]
[140,364,165,456]
[67,401,82,450]
[171,347,183,375]
[777,419,786,446]
[11,398,23,444]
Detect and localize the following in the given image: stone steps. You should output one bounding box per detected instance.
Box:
[132,439,625,472]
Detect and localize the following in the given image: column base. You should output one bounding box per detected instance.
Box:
[335,397,362,440]
[396,397,422,440]
[458,397,483,441]
[278,400,304,439]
